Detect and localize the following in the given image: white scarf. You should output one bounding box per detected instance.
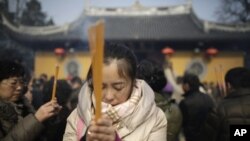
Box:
[101,84,142,123]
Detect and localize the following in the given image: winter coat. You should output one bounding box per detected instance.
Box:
[0,97,44,141]
[63,80,167,141]
[155,92,182,141]
[199,88,250,141]
[179,91,214,141]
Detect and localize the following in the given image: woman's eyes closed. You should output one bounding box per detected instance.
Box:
[113,84,125,91]
[102,83,125,91]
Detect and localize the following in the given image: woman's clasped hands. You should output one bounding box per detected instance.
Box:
[87,116,116,141]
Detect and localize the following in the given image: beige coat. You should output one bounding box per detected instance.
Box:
[63,80,167,141]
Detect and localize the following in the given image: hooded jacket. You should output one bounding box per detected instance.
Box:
[63,79,167,141]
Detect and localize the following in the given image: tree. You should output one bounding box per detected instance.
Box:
[0,0,8,13]
[216,0,250,23]
[20,0,54,26]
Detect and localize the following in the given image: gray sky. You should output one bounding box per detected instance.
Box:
[9,0,221,25]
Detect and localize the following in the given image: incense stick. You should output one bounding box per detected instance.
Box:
[51,65,59,100]
[219,64,226,96]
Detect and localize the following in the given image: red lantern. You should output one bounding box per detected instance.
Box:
[206,47,218,56]
[162,47,175,55]
[54,48,65,56]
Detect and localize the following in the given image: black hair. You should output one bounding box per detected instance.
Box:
[71,76,83,85]
[182,73,200,92]
[87,43,137,88]
[0,60,25,82]
[40,73,48,80]
[137,60,167,92]
[43,79,72,105]
[225,67,250,89]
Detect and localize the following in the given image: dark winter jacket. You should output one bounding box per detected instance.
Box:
[155,92,183,141]
[199,88,250,141]
[179,91,214,141]
[0,97,44,141]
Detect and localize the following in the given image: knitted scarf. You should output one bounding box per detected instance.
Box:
[76,80,142,140]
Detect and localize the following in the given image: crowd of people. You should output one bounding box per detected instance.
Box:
[0,43,250,141]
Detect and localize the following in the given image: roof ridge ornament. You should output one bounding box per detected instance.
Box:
[187,0,192,10]
[87,4,191,16]
[132,0,144,10]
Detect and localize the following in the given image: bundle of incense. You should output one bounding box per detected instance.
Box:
[88,20,105,121]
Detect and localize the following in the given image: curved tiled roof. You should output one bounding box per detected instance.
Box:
[86,14,203,41]
[85,13,250,41]
[1,3,250,43]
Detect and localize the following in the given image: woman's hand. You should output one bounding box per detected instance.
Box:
[34,99,62,122]
[87,116,116,141]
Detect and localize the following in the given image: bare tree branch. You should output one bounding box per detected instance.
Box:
[216,0,250,23]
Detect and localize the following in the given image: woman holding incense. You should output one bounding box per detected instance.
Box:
[0,60,62,141]
[63,43,167,141]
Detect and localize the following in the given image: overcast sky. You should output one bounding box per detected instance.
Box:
[9,0,221,25]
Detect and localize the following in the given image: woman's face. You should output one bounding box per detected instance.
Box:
[102,60,133,106]
[0,77,24,102]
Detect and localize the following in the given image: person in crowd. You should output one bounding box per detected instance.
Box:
[24,76,33,104]
[164,61,210,104]
[67,76,83,110]
[0,60,61,141]
[31,78,45,110]
[179,73,214,141]
[43,79,72,141]
[67,88,81,111]
[63,43,167,141]
[199,67,250,141]
[70,76,83,90]
[137,59,183,141]
[39,73,48,83]
[208,82,222,104]
[164,61,184,104]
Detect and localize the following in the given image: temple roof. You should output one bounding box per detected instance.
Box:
[1,3,250,44]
